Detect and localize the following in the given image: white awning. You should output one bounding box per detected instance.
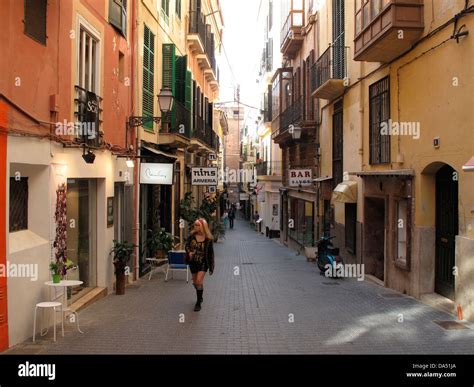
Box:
[332,181,358,203]
[142,146,178,160]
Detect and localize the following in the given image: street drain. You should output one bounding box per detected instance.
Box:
[434,320,469,330]
[242,262,254,265]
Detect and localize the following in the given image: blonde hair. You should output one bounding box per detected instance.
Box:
[193,218,214,240]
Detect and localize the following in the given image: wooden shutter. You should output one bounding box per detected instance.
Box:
[24,0,47,45]
[162,44,177,128]
[109,0,127,37]
[185,70,193,135]
[143,25,155,130]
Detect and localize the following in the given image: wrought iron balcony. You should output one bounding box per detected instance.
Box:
[255,161,282,177]
[74,85,103,147]
[311,45,349,100]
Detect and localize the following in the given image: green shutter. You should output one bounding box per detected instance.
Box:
[143,25,155,131]
[162,44,176,129]
[185,70,192,137]
[175,55,187,104]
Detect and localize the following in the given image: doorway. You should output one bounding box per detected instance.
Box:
[67,179,97,298]
[435,165,458,300]
[364,197,385,282]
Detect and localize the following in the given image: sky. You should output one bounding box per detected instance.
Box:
[218,0,264,111]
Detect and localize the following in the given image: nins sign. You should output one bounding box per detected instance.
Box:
[191,168,218,186]
[289,169,312,187]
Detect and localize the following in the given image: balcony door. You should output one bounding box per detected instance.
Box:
[332,0,345,79]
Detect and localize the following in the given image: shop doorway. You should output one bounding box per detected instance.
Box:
[67,179,97,299]
[435,165,458,300]
[364,197,385,282]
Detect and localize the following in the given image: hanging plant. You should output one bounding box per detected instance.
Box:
[53,183,68,275]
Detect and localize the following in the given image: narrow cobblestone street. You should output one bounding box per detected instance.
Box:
[7,218,474,355]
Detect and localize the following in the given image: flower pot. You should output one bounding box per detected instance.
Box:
[114,262,127,295]
[52,274,61,284]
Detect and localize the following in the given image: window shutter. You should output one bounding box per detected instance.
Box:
[162,43,177,128]
[175,55,187,104]
[143,25,155,130]
[185,70,193,134]
[24,0,47,45]
[109,0,127,37]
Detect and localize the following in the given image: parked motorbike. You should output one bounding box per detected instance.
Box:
[316,235,344,277]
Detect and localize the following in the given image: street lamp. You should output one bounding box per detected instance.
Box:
[290,125,302,141]
[157,87,174,114]
[128,89,175,129]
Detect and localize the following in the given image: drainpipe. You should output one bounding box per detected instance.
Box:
[131,0,141,281]
[359,61,364,266]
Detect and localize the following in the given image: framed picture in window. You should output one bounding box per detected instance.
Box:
[107,197,114,227]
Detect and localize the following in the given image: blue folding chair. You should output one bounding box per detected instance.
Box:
[165,251,189,283]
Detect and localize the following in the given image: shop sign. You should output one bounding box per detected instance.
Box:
[140,163,174,185]
[191,168,218,186]
[289,169,313,187]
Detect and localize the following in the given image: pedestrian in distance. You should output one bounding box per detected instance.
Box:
[223,210,229,229]
[185,218,215,312]
[228,205,236,229]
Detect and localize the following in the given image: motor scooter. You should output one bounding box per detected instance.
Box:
[316,235,344,277]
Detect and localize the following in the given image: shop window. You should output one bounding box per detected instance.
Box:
[9,177,28,232]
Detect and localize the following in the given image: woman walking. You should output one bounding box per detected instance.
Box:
[185,218,215,312]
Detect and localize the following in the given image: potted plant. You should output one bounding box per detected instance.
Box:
[49,262,62,284]
[111,240,135,295]
[211,219,226,242]
[146,228,174,259]
[49,259,75,283]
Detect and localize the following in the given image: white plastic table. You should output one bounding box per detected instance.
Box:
[146,258,168,280]
[45,280,84,333]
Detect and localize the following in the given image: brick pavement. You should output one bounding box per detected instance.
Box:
[6,218,474,354]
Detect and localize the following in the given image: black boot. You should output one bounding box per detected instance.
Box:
[194,286,203,312]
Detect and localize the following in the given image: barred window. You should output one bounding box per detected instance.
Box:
[10,177,28,232]
[369,76,390,164]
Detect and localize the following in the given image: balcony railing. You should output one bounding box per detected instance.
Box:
[280,1,305,58]
[162,101,191,138]
[192,117,218,150]
[74,85,103,147]
[189,9,218,78]
[189,10,206,49]
[255,161,282,177]
[311,45,348,100]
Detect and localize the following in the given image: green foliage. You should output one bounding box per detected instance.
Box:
[111,240,136,267]
[179,192,224,240]
[146,228,174,256]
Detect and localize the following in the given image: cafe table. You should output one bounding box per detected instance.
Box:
[45,280,84,333]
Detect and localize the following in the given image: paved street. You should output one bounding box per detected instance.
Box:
[7,218,474,355]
